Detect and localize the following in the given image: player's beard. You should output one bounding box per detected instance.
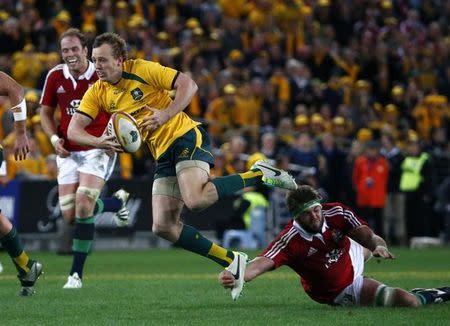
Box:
[301,215,324,234]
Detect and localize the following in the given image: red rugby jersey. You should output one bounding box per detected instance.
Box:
[40,62,110,151]
[260,202,368,304]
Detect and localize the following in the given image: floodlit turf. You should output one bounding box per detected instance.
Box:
[1,247,449,325]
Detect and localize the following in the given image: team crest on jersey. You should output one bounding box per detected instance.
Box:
[178,148,190,159]
[325,249,343,269]
[131,87,143,101]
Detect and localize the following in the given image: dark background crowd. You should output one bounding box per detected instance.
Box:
[0,0,448,246]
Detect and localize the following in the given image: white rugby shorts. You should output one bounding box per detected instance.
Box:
[56,149,116,184]
[333,239,365,306]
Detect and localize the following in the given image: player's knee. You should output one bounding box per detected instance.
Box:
[76,186,100,217]
[183,196,206,212]
[152,223,173,240]
[59,194,75,212]
[375,286,421,308]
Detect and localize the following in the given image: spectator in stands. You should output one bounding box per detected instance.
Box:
[400,137,435,241]
[352,141,389,237]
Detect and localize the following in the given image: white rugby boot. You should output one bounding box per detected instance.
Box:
[63,272,82,289]
[226,251,248,301]
[251,160,298,191]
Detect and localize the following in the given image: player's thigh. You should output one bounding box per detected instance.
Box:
[177,162,210,198]
[155,126,213,197]
[57,153,80,185]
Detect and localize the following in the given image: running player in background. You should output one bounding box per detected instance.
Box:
[40,28,130,289]
[67,32,297,300]
[219,185,450,307]
[0,71,43,296]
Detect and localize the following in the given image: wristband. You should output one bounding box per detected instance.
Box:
[50,134,60,147]
[10,98,27,121]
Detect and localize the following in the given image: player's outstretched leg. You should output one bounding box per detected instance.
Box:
[251,160,298,191]
[112,189,130,227]
[93,189,130,227]
[226,251,248,301]
[411,287,450,304]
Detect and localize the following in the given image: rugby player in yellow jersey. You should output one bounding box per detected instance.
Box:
[67,32,297,300]
[0,71,43,296]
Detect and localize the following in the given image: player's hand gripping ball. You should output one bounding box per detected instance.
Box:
[106,112,142,153]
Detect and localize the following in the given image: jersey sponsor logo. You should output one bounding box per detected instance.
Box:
[56,85,66,93]
[307,247,317,257]
[109,101,117,111]
[67,99,81,115]
[130,87,143,101]
[114,87,127,95]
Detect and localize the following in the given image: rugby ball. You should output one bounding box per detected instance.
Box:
[106,112,142,153]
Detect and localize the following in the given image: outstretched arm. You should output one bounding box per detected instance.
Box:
[219,257,275,288]
[348,225,395,259]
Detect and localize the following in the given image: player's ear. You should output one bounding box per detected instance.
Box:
[82,46,88,58]
[116,56,124,67]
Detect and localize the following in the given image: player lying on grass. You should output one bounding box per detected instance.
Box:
[219,185,450,307]
[0,71,43,296]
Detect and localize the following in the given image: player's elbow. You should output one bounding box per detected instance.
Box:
[190,79,198,94]
[178,72,198,95]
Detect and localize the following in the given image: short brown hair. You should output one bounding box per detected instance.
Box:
[286,185,321,215]
[93,32,128,60]
[60,28,88,48]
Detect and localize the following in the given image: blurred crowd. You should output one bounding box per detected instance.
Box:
[0,0,449,244]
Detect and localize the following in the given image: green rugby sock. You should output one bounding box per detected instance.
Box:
[174,225,234,267]
[211,171,262,198]
[0,226,32,275]
[70,217,95,278]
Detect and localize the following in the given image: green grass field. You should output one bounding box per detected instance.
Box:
[1,247,450,325]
